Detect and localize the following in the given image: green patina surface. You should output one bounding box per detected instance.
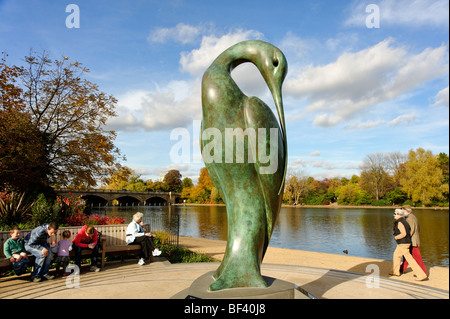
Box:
[200,40,288,291]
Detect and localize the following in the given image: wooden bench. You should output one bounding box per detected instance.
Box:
[0,224,153,274]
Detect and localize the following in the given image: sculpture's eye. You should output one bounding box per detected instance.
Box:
[273,59,279,67]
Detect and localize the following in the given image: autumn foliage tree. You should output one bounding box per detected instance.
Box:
[1,52,48,191]
[1,50,122,190]
[0,109,48,191]
[400,148,447,205]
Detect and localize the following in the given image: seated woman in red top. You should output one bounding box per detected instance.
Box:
[72,225,100,272]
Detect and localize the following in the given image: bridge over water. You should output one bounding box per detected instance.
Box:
[54,189,182,207]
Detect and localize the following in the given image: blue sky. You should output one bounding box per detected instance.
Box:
[1,0,448,184]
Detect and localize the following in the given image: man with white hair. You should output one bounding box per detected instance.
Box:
[401,205,427,277]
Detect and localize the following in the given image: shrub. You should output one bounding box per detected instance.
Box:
[402,200,415,207]
[155,231,170,245]
[65,213,125,226]
[0,191,35,226]
[32,193,58,225]
[158,244,215,263]
[371,199,391,206]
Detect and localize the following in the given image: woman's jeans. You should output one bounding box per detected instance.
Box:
[73,244,99,268]
[24,244,52,278]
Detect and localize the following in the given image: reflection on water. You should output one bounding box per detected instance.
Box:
[93,205,449,268]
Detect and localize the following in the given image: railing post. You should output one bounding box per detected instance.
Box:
[177,213,180,247]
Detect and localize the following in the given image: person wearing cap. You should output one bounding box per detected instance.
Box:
[400,205,427,276]
[390,209,427,280]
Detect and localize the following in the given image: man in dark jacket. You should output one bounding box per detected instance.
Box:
[24,222,59,282]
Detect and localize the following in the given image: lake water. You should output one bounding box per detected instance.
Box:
[92,205,449,268]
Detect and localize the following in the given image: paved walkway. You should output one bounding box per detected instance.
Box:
[0,257,447,299]
[0,236,448,299]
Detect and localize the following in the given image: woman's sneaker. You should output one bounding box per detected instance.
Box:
[152,249,162,256]
[138,258,145,265]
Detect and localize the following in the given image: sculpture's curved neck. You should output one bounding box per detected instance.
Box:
[213,43,261,75]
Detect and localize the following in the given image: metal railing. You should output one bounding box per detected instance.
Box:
[143,214,180,247]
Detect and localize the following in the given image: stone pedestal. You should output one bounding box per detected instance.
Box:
[171,271,309,299]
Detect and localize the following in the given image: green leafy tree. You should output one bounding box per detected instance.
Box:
[124,175,147,192]
[335,184,371,205]
[104,166,133,190]
[164,169,182,192]
[437,153,449,185]
[400,148,444,205]
[386,188,407,205]
[182,177,193,189]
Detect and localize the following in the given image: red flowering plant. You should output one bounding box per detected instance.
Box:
[59,192,125,226]
[83,215,126,225]
[66,213,125,226]
[57,193,86,225]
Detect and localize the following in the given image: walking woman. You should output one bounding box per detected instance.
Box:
[126,212,161,265]
[390,209,427,281]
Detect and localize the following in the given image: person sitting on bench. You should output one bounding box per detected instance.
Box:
[72,225,100,272]
[126,212,161,265]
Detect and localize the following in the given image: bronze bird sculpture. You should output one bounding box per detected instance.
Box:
[201,40,288,291]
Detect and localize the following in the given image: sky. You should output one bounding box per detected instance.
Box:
[1,0,448,185]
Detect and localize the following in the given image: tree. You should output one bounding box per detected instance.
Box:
[18,50,122,187]
[0,108,48,191]
[182,177,193,189]
[385,152,408,185]
[0,52,24,111]
[437,153,449,185]
[198,167,214,191]
[335,183,372,205]
[1,53,48,192]
[164,169,182,192]
[104,166,133,190]
[386,188,407,205]
[400,148,444,205]
[148,181,169,192]
[284,170,309,205]
[360,152,394,200]
[124,175,147,192]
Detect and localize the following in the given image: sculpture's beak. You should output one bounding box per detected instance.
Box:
[269,82,287,195]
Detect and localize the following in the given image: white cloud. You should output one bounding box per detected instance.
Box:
[148,23,206,44]
[106,79,202,132]
[309,151,321,156]
[388,113,417,126]
[346,120,385,130]
[345,0,449,28]
[109,28,269,133]
[432,86,449,107]
[179,29,264,76]
[279,32,308,58]
[285,39,448,127]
